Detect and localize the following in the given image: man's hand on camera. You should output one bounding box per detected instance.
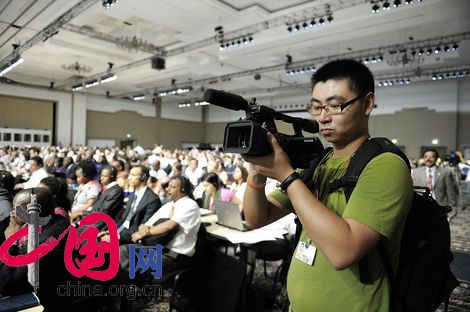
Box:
[243,132,294,183]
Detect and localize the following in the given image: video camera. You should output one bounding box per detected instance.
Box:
[203,89,324,169]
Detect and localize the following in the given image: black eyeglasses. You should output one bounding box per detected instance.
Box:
[307,94,366,116]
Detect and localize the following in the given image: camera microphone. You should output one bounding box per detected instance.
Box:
[203,89,249,111]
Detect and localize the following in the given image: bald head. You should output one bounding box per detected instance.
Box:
[14,188,55,218]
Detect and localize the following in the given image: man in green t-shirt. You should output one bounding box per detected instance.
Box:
[242,59,413,312]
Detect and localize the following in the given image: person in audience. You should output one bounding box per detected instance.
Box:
[242,59,413,311]
[0,147,10,166]
[14,156,49,190]
[100,165,161,244]
[130,175,201,275]
[38,176,71,221]
[111,159,128,188]
[0,170,14,244]
[200,172,233,210]
[149,159,168,180]
[0,188,72,311]
[169,162,183,177]
[184,158,204,187]
[70,160,101,220]
[412,148,458,216]
[82,165,124,230]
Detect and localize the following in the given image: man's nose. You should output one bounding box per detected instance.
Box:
[317,109,332,123]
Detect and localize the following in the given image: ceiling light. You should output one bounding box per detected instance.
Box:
[85,79,99,88]
[100,73,117,83]
[0,56,23,76]
[102,0,118,9]
[157,86,193,97]
[133,95,145,101]
[372,4,380,12]
[319,17,325,25]
[393,0,401,7]
[383,1,391,10]
[327,15,333,23]
[71,84,83,91]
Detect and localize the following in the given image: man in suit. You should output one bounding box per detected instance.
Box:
[83,165,125,230]
[100,165,161,244]
[412,149,458,210]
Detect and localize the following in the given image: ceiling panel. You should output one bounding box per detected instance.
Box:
[0,0,468,108]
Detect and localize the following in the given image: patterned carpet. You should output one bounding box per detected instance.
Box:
[131,205,470,312]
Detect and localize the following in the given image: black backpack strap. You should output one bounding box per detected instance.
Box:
[293,147,333,246]
[326,138,410,284]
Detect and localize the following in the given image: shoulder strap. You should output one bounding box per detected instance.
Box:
[327,138,410,285]
[294,147,333,245]
[301,146,333,190]
[341,137,410,202]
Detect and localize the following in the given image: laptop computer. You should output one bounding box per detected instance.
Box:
[214,200,252,232]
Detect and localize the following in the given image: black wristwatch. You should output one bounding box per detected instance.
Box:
[278,171,301,193]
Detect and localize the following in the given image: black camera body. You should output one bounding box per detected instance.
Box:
[204,89,324,168]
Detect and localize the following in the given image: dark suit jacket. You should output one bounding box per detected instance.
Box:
[83,183,124,231]
[115,188,161,243]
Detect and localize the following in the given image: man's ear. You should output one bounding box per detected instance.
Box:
[364,92,375,116]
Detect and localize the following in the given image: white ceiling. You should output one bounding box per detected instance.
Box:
[0,0,469,107]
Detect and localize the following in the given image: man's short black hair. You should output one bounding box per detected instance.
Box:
[423,148,439,159]
[31,156,44,167]
[312,59,375,96]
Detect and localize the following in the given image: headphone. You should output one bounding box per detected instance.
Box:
[140,167,149,182]
[172,175,192,195]
[102,166,117,181]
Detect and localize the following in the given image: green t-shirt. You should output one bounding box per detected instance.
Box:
[271,151,413,312]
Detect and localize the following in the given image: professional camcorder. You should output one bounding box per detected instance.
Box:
[203,89,324,168]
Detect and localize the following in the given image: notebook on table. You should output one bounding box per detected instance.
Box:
[214,200,252,232]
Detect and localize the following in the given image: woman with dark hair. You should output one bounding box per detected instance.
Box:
[70,160,101,220]
[38,176,71,221]
[201,172,233,210]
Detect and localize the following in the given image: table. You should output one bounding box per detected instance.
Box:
[201,212,288,286]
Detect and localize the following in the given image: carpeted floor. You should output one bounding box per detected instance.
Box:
[132,204,470,312]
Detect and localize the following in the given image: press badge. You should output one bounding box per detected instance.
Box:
[295,239,317,265]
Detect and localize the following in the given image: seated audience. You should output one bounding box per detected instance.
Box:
[184,158,203,187]
[38,176,71,221]
[100,165,161,244]
[0,188,71,311]
[0,170,14,244]
[70,160,101,220]
[82,165,124,230]
[131,175,201,275]
[200,172,233,210]
[14,156,48,190]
